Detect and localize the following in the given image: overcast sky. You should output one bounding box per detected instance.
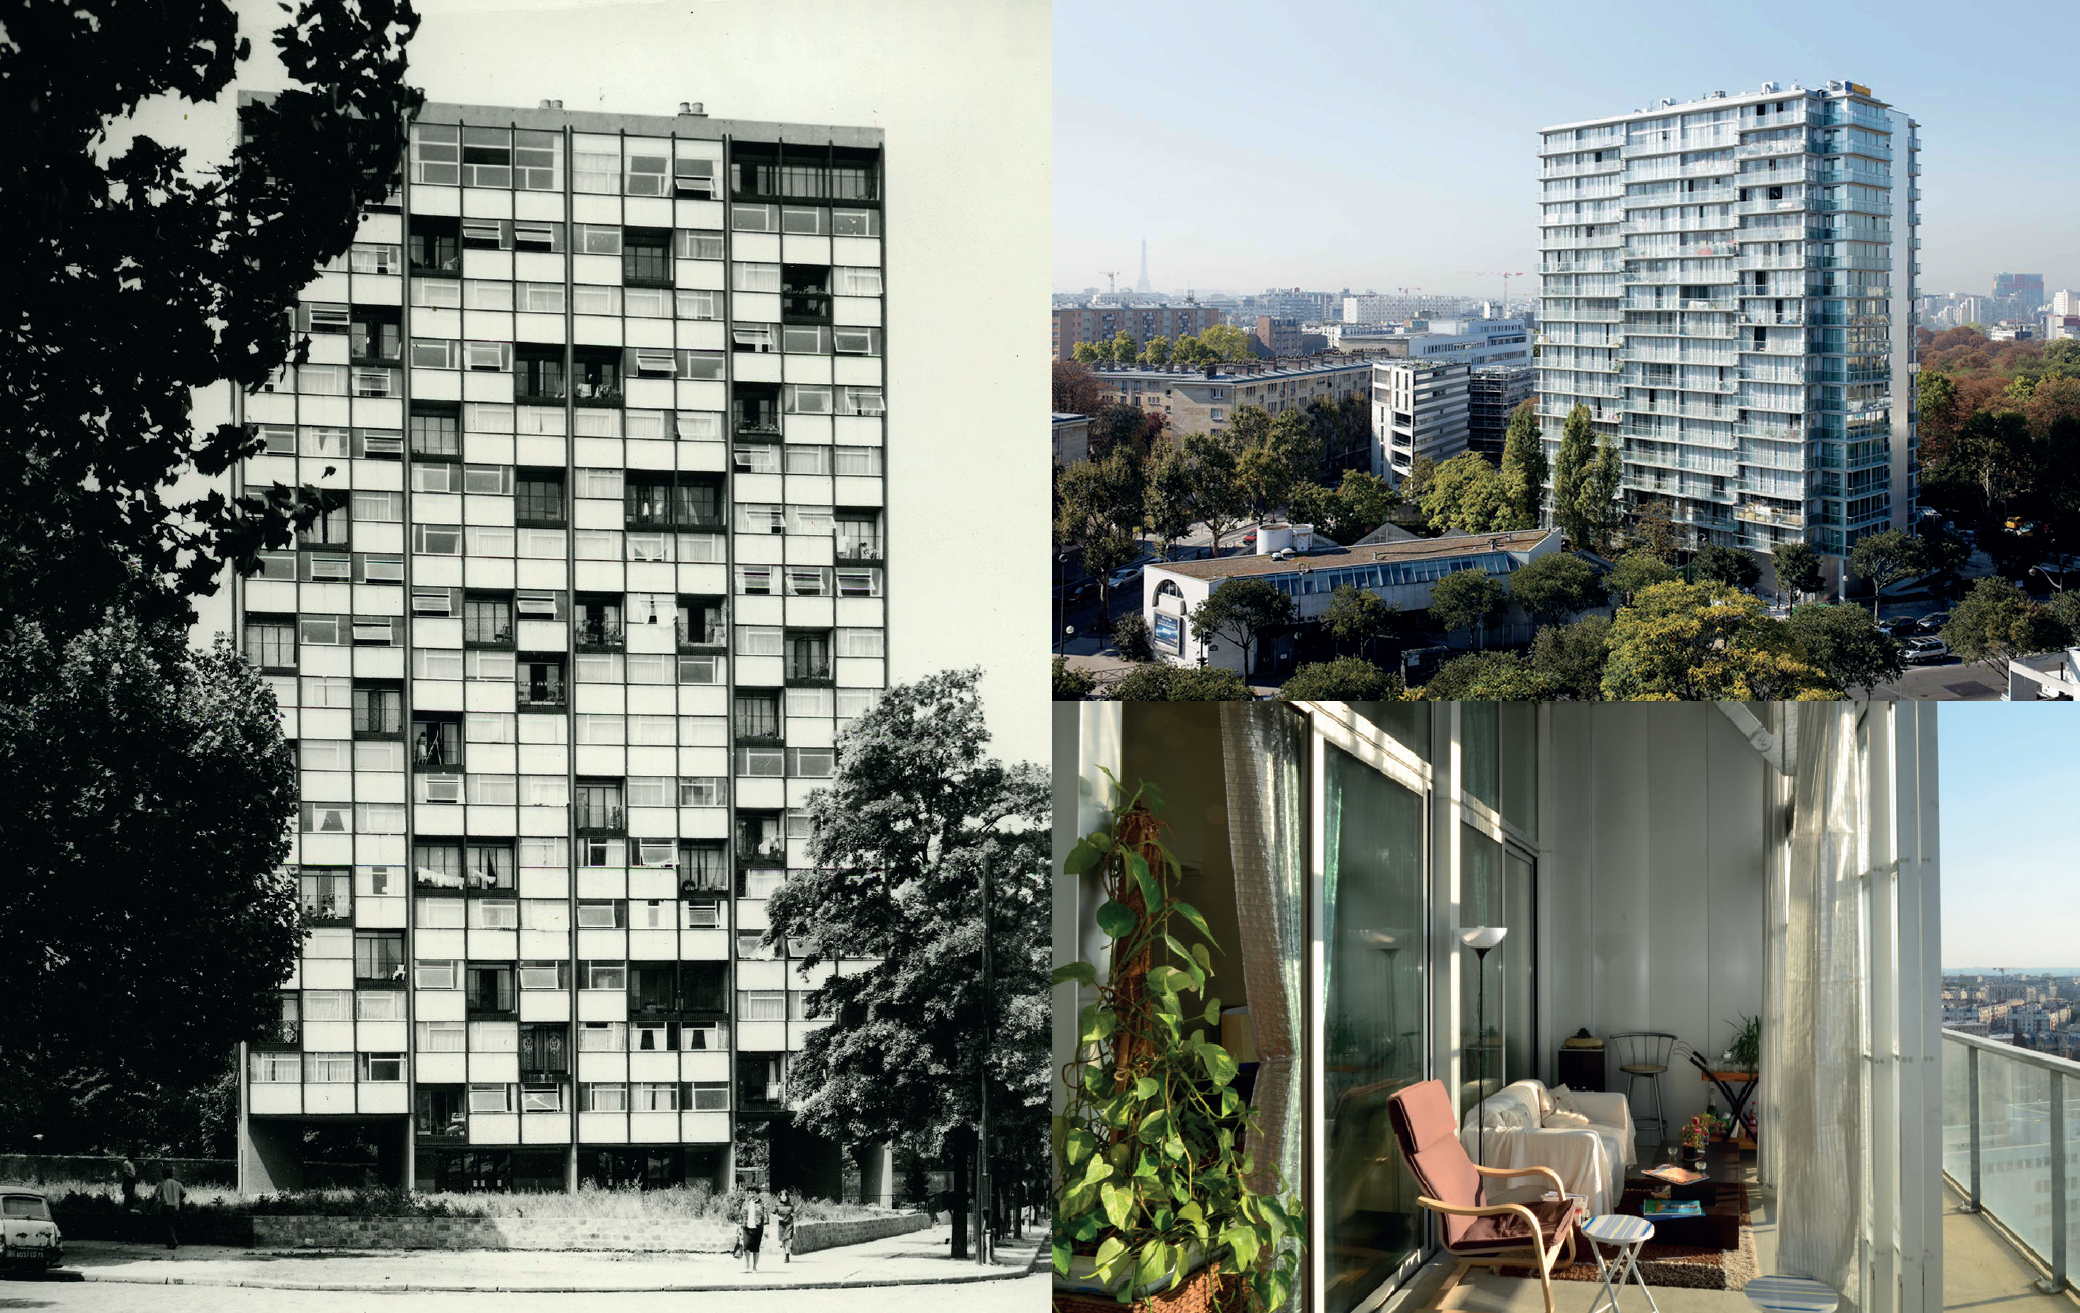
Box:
[1940,703,2080,972]
[1055,0,2080,301]
[151,0,1048,767]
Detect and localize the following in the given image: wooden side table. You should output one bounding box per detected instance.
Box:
[1558,1045,1606,1092]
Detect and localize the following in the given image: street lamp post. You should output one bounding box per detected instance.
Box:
[976,844,995,1266]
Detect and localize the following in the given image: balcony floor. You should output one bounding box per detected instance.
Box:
[1941,1181,2074,1313]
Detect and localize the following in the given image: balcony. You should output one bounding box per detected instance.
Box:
[785,656,833,683]
[575,804,625,833]
[516,673,566,709]
[676,615,726,647]
[835,538,884,563]
[576,620,624,652]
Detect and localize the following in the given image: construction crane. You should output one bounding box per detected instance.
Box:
[1463,271,1526,314]
[1099,271,1121,295]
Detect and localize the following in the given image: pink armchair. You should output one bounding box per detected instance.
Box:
[1387,1079,1580,1313]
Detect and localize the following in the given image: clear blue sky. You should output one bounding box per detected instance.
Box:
[1941,703,2080,971]
[1055,1,2080,300]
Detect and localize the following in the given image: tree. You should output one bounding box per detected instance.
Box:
[1199,323,1253,363]
[1181,432,1249,553]
[1691,543,1761,592]
[1142,444,1196,560]
[1053,359,1103,415]
[1551,403,1598,550]
[1943,577,2070,678]
[1498,400,1548,530]
[1290,470,1398,546]
[1604,549,1678,604]
[1772,540,1825,602]
[2048,590,2080,639]
[1236,443,1298,519]
[1419,451,1510,535]
[1188,579,1294,676]
[1111,663,1253,701]
[1279,657,1404,701]
[1785,603,1905,695]
[1529,615,1613,701]
[1953,409,2036,515]
[765,671,1049,1261]
[1419,652,1561,700]
[3,0,425,638]
[1428,567,1507,650]
[1630,499,1680,562]
[1171,333,1207,366]
[1848,528,1926,617]
[1055,453,1144,614]
[1052,657,1095,700]
[1072,340,1102,365]
[1401,454,1438,507]
[1916,370,1961,463]
[1139,334,1172,367]
[1583,429,1624,554]
[1109,329,1136,365]
[1507,551,1607,626]
[0,615,304,1150]
[1112,613,1154,662]
[1601,580,1839,700]
[1319,584,1398,659]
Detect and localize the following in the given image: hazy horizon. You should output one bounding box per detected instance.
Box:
[1056,2,2080,300]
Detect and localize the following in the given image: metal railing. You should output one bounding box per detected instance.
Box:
[1944,1027,2078,1294]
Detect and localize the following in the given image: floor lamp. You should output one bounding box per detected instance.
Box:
[1460,926,1508,1168]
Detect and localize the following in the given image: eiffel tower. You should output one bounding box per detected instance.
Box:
[1134,239,1151,295]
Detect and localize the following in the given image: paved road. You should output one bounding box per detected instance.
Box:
[1869,658,2005,701]
[0,1270,1048,1311]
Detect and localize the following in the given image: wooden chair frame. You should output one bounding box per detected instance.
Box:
[1417,1162,1579,1313]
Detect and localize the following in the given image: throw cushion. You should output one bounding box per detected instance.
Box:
[1530,1082,1555,1117]
[1544,1109,1591,1128]
[1551,1084,1583,1116]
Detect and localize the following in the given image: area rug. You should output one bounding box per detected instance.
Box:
[1498,1181,1758,1291]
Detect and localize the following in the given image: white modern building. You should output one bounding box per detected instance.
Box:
[232,98,889,1198]
[1328,318,1532,369]
[1372,359,1470,480]
[1141,527,1560,676]
[1537,80,1920,592]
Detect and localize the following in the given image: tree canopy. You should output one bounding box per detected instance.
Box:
[1848,529,1926,616]
[1188,578,1294,675]
[1419,652,1560,700]
[1279,657,1404,701]
[1690,543,1761,592]
[1600,579,1839,700]
[1287,469,1398,545]
[1771,540,1824,600]
[1551,403,1598,550]
[1784,603,1905,695]
[1418,452,1511,535]
[1507,551,1606,626]
[1318,584,1398,657]
[1942,577,2069,677]
[1111,663,1254,701]
[1605,549,1678,603]
[1497,400,1548,531]
[4,0,425,636]
[1529,615,1612,701]
[1427,567,1506,648]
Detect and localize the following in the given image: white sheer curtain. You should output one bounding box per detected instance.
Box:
[1219,703,1307,1199]
[1762,702,1871,1310]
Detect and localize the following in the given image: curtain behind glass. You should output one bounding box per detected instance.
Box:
[1219,702,1306,1199]
[1764,702,1869,1310]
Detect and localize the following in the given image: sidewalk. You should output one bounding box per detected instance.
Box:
[64,1220,1045,1294]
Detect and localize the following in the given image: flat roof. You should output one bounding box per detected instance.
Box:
[240,92,882,149]
[1051,413,1088,424]
[1538,83,1892,135]
[1152,529,1557,582]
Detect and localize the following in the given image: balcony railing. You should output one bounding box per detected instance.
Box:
[1943,1028,2080,1293]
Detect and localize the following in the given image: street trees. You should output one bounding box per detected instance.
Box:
[1188,579,1294,676]
[765,670,1049,1261]
[1498,400,1548,530]
[1629,499,1681,562]
[1772,541,1825,602]
[1529,615,1613,701]
[1691,543,1761,592]
[1055,453,1144,614]
[1428,567,1507,650]
[1551,403,1598,550]
[1418,452,1510,535]
[0,619,304,1150]
[1289,469,1399,545]
[1601,580,1839,700]
[1180,432,1250,554]
[1052,657,1096,700]
[1053,360,1104,415]
[1319,584,1398,660]
[1604,549,1677,604]
[1279,657,1404,701]
[1420,652,1560,700]
[1142,444,1196,560]
[1139,334,1172,366]
[1112,613,1154,662]
[1111,664,1253,700]
[1584,429,1624,554]
[1942,577,2070,678]
[1848,528,1926,617]
[1507,552,1606,627]
[1785,604,1906,695]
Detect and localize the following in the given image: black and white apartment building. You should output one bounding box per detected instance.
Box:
[234,100,889,1196]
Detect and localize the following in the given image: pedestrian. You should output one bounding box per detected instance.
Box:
[773,1188,796,1264]
[117,1153,139,1212]
[155,1165,184,1251]
[738,1189,765,1273]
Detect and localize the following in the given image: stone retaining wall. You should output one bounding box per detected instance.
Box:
[791,1210,933,1253]
[249,1215,739,1251]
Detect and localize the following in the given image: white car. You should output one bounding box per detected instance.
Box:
[1902,637,1949,665]
[0,1191,62,1272]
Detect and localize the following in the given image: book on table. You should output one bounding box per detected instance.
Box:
[1640,1198,1703,1218]
[1641,1164,1708,1186]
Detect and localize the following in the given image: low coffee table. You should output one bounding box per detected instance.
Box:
[1618,1173,1744,1250]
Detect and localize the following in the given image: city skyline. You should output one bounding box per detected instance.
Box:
[1055,1,2080,298]
[1941,703,2080,971]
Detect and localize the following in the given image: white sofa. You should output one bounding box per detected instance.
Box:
[1458,1079,1637,1217]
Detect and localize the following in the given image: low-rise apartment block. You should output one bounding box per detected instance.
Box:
[1372,359,1470,480]
[1088,360,1373,440]
[1051,303,1223,361]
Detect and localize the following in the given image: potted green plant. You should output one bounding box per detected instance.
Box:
[1052,775,1302,1312]
[1725,1014,1761,1074]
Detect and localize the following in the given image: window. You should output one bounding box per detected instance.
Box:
[579,1022,626,1051]
[623,229,671,285]
[354,931,405,983]
[836,385,884,416]
[785,566,832,597]
[782,325,830,354]
[466,844,515,891]
[733,444,781,474]
[515,348,567,402]
[786,631,831,679]
[678,777,725,807]
[360,1052,405,1082]
[831,208,880,237]
[304,1052,355,1084]
[353,686,403,735]
[573,135,619,194]
[733,262,781,293]
[737,746,784,777]
[468,898,518,929]
[832,326,882,356]
[676,350,725,381]
[409,214,461,273]
[415,959,462,990]
[783,384,832,416]
[732,323,776,354]
[786,687,834,718]
[417,1021,466,1052]
[632,838,676,868]
[736,565,773,596]
[518,281,565,313]
[411,276,462,307]
[576,224,622,256]
[735,626,783,657]
[414,842,464,891]
[411,123,460,185]
[690,1082,729,1111]
[519,960,567,991]
[465,341,512,372]
[633,1082,679,1112]
[732,203,777,232]
[836,567,882,598]
[465,963,516,1014]
[468,1084,513,1114]
[412,337,460,370]
[834,446,883,476]
[584,961,627,991]
[675,228,725,260]
[297,364,348,395]
[464,597,513,645]
[734,692,781,740]
[787,747,835,778]
[582,1082,629,1112]
[463,279,513,311]
[673,156,718,198]
[738,989,784,1020]
[245,618,295,669]
[299,868,352,923]
[834,266,882,296]
[251,1051,300,1082]
[459,125,511,187]
[411,411,460,458]
[520,1024,568,1073]
[836,627,884,658]
[514,130,562,190]
[675,289,721,320]
[521,1084,563,1113]
[350,244,402,275]
[577,900,626,929]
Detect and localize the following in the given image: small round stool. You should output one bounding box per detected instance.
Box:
[1582,1213,1658,1313]
[1742,1274,1840,1313]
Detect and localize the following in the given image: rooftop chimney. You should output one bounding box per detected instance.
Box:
[678,102,706,117]
[539,99,563,110]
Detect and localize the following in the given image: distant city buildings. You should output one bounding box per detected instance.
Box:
[1468,364,1538,459]
[1371,358,1470,480]
[1328,318,1532,368]
[1084,359,1372,442]
[1537,79,1920,587]
[1993,271,2044,311]
[1251,315,1306,359]
[1051,303,1223,362]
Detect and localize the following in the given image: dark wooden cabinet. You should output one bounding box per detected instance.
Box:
[1557,1046,1605,1092]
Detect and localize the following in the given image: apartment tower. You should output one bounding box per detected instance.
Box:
[232,99,889,1197]
[1536,80,1920,590]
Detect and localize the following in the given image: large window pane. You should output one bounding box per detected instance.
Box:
[1461,702,1498,812]
[1459,828,1533,1125]
[1500,702,1537,838]
[1322,745,1425,1313]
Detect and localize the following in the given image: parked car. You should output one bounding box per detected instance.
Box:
[1902,637,1949,665]
[1879,616,1920,639]
[0,1190,62,1273]
[1955,527,1977,547]
[1917,611,1951,635]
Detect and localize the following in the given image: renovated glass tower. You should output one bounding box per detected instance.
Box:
[233,100,888,1195]
[1536,80,1919,590]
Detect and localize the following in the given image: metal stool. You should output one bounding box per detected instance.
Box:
[1743,1275,1840,1313]
[1582,1213,1658,1313]
[1608,1031,1679,1149]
